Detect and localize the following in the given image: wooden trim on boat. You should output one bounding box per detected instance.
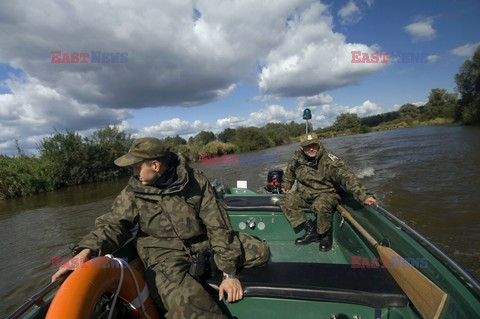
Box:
[373,204,480,296]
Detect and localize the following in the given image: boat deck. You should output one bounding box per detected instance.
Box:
[218,193,419,318]
[223,193,375,265]
[267,240,345,263]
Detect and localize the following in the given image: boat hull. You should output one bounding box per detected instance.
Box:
[8,188,480,319]
[219,188,480,318]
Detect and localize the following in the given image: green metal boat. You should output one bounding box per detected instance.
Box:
[7,183,480,319]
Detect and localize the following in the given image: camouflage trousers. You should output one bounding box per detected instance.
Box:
[144,233,270,319]
[280,191,341,234]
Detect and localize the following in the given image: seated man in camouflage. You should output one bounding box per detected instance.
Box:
[280,133,376,251]
[52,137,270,319]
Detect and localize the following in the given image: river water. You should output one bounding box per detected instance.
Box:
[1,125,479,315]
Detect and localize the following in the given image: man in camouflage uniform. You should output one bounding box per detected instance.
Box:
[52,137,270,319]
[280,133,376,251]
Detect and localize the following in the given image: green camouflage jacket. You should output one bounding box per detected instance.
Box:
[283,146,370,203]
[77,154,240,274]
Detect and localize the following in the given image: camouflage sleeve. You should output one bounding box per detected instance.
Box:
[197,174,240,274]
[282,158,297,190]
[326,153,369,203]
[76,188,138,255]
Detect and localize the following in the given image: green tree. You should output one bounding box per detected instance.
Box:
[1,127,135,199]
[399,103,420,121]
[38,131,90,186]
[262,123,291,146]
[233,127,274,152]
[286,121,311,136]
[163,135,187,148]
[361,111,400,127]
[0,155,54,199]
[90,126,133,179]
[91,126,132,159]
[332,113,361,131]
[423,88,457,120]
[455,45,480,124]
[91,126,131,146]
[189,131,216,146]
[218,128,237,143]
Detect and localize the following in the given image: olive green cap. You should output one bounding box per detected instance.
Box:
[300,132,320,146]
[114,137,170,167]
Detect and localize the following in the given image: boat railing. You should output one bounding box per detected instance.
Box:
[373,204,480,297]
[6,276,66,319]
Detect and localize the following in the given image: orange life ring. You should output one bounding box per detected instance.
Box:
[46,256,160,319]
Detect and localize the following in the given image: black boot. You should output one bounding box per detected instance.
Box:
[319,229,333,252]
[295,220,319,245]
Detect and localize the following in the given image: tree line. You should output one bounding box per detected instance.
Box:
[319,87,458,135]
[0,122,308,199]
[0,127,133,200]
[319,46,480,135]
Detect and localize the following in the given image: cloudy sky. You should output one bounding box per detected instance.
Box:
[0,0,479,154]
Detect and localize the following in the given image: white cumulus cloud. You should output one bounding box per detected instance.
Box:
[315,100,382,127]
[427,55,440,63]
[338,1,362,25]
[216,117,247,129]
[403,17,436,42]
[364,0,374,7]
[0,76,131,153]
[450,42,480,57]
[247,105,297,126]
[349,100,382,114]
[0,0,389,153]
[259,2,385,97]
[298,93,334,108]
[141,118,210,138]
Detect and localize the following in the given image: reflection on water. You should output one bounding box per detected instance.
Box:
[0,178,128,315]
[1,125,479,314]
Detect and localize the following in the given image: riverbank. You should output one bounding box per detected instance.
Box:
[180,118,458,158]
[317,117,455,139]
[0,119,458,200]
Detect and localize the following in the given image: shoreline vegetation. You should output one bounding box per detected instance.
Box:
[0,114,463,201]
[1,47,479,200]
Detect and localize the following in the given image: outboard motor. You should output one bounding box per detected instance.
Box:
[265,169,284,194]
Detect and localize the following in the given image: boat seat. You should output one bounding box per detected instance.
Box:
[224,195,286,212]
[206,262,409,309]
